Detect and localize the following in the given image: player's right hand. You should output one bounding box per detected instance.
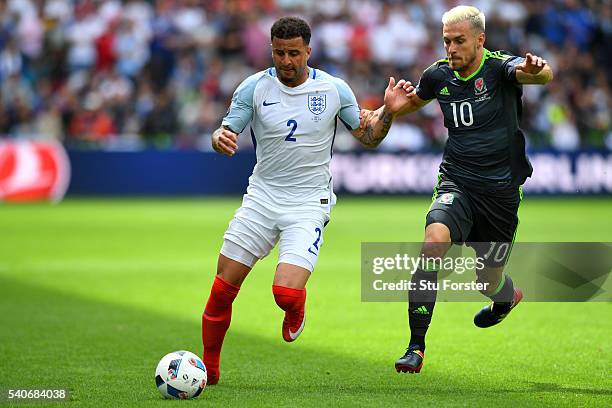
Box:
[383,77,416,115]
[212,128,238,157]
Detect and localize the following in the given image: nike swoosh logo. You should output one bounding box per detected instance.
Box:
[289,316,305,340]
[263,101,280,106]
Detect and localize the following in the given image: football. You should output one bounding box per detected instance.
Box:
[155,351,207,399]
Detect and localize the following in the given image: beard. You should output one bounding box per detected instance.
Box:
[278,69,296,82]
[277,66,305,86]
[452,46,478,73]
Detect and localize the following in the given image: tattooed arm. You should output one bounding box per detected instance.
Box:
[352,77,424,148]
[351,107,394,148]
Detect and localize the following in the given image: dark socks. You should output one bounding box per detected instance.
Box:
[408,269,438,351]
[489,274,515,313]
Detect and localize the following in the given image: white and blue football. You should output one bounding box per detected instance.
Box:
[155,351,207,399]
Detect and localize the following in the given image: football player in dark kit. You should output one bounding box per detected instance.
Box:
[361,5,553,373]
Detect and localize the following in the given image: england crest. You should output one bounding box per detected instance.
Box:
[474,77,487,95]
[308,94,326,115]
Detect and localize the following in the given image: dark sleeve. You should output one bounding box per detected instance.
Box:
[500,55,525,84]
[415,63,439,101]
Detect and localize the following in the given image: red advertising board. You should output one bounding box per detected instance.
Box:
[0,141,70,202]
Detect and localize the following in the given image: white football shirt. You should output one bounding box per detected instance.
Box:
[222,67,360,206]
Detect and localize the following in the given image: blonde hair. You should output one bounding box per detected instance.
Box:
[442,5,485,33]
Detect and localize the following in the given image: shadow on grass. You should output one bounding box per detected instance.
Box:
[0,276,608,407]
[524,382,612,396]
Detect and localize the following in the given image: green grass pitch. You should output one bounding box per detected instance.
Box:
[0,197,611,407]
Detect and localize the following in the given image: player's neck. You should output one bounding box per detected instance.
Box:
[456,49,484,79]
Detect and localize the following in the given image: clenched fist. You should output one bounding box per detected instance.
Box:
[212,127,239,157]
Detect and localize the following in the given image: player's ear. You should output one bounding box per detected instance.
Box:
[477,32,485,48]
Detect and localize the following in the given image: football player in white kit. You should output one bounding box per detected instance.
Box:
[201,16,409,385]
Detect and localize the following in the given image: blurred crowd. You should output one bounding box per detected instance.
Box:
[0,0,610,151]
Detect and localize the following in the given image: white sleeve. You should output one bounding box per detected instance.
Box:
[221,73,259,133]
[332,78,360,131]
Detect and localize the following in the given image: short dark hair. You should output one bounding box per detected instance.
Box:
[270,17,311,45]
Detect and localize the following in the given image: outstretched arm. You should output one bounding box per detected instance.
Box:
[352,77,425,148]
[212,126,238,156]
[393,86,430,117]
[515,53,553,85]
[355,77,431,148]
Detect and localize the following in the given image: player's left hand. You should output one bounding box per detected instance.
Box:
[516,53,548,75]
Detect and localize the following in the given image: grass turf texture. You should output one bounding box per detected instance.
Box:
[0,197,610,407]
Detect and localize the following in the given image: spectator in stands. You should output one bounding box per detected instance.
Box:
[141,88,178,149]
[68,92,116,143]
[0,0,607,151]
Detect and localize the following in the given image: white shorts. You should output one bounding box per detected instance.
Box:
[220,194,330,272]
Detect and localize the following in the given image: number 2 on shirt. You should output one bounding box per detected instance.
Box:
[285,119,297,142]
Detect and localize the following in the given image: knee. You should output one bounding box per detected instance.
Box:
[216,268,244,287]
[216,255,250,287]
[422,224,451,259]
[424,223,451,244]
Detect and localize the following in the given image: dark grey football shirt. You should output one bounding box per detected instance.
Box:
[416,49,532,188]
